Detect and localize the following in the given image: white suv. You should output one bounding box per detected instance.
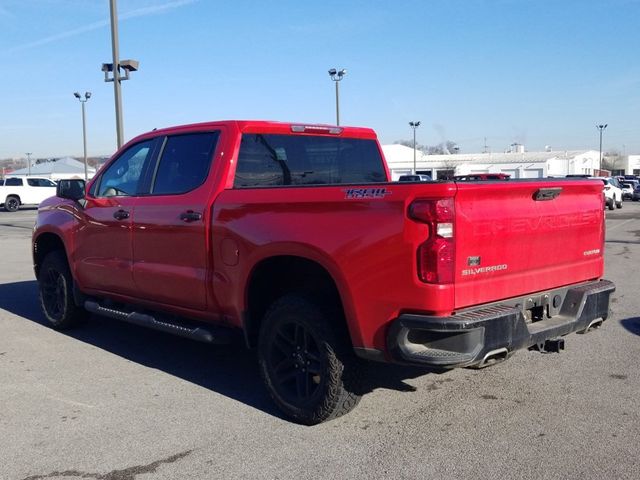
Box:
[592,177,623,210]
[0,177,58,212]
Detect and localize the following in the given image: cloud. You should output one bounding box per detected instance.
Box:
[4,0,198,54]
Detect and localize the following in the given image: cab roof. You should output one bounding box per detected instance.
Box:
[135,120,378,142]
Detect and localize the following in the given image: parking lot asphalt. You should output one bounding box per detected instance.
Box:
[1,204,639,480]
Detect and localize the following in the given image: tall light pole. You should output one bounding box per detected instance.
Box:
[328,68,346,125]
[25,152,32,176]
[74,92,91,181]
[596,123,608,173]
[103,0,139,149]
[409,121,421,174]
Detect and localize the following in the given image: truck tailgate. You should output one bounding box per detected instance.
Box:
[454,180,604,309]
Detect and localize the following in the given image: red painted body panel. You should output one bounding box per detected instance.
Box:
[73,196,137,295]
[453,181,604,309]
[32,120,608,356]
[211,183,457,350]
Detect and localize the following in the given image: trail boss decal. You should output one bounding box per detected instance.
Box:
[343,187,391,199]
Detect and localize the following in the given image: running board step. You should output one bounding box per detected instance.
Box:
[84,300,231,344]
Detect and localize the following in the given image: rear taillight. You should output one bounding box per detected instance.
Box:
[408,198,455,284]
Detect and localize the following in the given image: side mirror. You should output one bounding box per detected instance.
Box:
[57,179,86,201]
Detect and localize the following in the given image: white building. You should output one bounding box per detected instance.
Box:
[382,144,600,180]
[9,157,96,180]
[625,155,640,176]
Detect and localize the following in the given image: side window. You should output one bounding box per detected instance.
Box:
[27,178,55,187]
[151,132,219,195]
[97,140,153,197]
[234,134,287,187]
[5,178,23,186]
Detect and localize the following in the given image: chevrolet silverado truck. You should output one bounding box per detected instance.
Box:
[32,120,615,424]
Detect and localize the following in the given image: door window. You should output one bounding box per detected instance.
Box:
[151,132,219,195]
[96,141,153,197]
[27,178,57,187]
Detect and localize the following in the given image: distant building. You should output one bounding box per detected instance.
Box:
[9,157,96,180]
[381,144,600,180]
[624,155,640,176]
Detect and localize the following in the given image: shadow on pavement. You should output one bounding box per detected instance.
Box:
[0,280,438,421]
[620,317,640,336]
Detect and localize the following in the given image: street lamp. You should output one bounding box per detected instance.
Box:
[328,68,346,125]
[74,92,91,181]
[596,124,608,173]
[103,0,139,149]
[25,152,32,176]
[409,121,421,174]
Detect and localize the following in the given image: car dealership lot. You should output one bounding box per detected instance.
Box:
[1,205,639,480]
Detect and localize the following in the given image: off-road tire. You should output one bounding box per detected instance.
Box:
[258,295,361,425]
[4,195,19,212]
[38,251,88,329]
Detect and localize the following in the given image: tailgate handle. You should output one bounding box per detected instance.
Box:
[534,187,562,201]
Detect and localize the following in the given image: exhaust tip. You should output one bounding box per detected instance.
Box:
[473,347,509,369]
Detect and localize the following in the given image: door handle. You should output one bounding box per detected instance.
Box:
[113,209,130,220]
[180,210,202,222]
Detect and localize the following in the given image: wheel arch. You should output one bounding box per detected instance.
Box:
[243,255,355,350]
[33,232,68,279]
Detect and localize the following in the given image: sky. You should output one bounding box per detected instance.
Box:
[0,0,639,159]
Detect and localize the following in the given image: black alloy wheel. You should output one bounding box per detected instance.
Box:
[4,196,19,212]
[41,267,66,322]
[38,251,87,329]
[266,319,325,404]
[258,295,361,424]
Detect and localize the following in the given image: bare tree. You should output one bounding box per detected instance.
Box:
[602,149,625,174]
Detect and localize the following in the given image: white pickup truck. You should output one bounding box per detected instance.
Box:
[0,177,58,212]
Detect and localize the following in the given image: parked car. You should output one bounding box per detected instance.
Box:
[0,176,58,212]
[33,120,614,424]
[633,185,640,201]
[398,174,432,182]
[591,176,623,210]
[620,181,638,200]
[454,173,510,181]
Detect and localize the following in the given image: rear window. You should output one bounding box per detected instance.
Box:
[234,134,386,187]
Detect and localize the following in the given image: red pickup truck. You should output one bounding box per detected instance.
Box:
[33,120,614,424]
